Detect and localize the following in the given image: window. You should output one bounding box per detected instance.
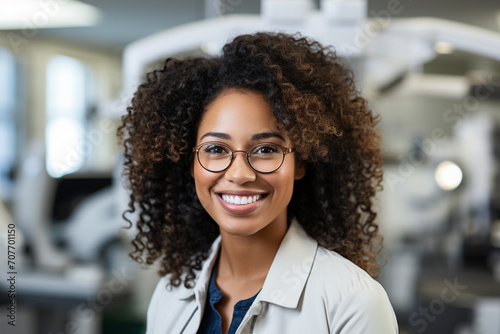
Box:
[0,48,17,198]
[45,55,89,178]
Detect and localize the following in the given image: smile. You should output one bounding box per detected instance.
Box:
[221,194,263,205]
[215,192,269,215]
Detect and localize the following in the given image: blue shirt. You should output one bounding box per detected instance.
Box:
[197,263,259,334]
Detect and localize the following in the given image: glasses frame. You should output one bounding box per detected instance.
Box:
[192,141,295,174]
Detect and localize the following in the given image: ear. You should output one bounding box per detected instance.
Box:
[294,160,307,180]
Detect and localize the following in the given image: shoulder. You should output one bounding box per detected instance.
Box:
[308,247,398,333]
[147,275,180,313]
[146,240,220,333]
[148,269,204,308]
[312,246,380,292]
[146,274,198,334]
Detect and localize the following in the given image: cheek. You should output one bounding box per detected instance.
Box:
[193,164,218,202]
[193,165,207,190]
[269,167,296,201]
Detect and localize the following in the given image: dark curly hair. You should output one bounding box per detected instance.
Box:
[118,32,384,288]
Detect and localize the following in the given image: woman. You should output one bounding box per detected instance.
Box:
[118,32,398,333]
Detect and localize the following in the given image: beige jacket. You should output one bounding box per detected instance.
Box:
[146,219,399,334]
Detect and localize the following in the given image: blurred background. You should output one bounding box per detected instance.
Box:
[0,0,500,333]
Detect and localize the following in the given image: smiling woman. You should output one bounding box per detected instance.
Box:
[192,89,305,241]
[118,32,398,334]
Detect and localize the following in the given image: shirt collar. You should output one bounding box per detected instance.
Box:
[256,218,318,309]
[176,218,318,310]
[177,235,221,300]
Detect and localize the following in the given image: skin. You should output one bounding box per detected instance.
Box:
[192,88,306,333]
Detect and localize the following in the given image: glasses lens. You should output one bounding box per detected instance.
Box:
[249,144,283,173]
[198,143,232,172]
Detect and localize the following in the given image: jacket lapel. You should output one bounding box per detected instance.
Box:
[256,219,318,309]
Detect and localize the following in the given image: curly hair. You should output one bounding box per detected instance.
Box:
[118,32,384,288]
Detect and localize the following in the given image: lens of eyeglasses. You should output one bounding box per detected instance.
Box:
[197,143,285,173]
[198,143,233,172]
[248,144,284,173]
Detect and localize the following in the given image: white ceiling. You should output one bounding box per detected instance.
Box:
[16,0,500,53]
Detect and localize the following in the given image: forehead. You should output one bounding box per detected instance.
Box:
[197,89,284,142]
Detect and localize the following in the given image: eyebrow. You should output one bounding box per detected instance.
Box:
[200,132,286,142]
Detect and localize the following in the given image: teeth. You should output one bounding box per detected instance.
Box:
[221,194,262,205]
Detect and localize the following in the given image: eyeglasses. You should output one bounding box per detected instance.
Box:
[192,142,295,174]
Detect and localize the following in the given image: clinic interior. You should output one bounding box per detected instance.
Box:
[1,0,500,333]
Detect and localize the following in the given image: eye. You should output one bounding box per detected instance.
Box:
[202,143,230,155]
[252,144,280,155]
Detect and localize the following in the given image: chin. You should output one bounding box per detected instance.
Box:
[217,219,266,237]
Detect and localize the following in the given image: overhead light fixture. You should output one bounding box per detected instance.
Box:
[434,41,454,54]
[0,0,101,30]
[435,160,463,191]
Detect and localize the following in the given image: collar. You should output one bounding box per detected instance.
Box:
[176,218,318,310]
[256,218,318,309]
[177,234,221,300]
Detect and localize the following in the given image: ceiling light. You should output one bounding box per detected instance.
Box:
[0,0,100,30]
[434,41,454,54]
[435,160,463,191]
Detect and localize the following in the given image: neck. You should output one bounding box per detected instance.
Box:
[217,219,288,281]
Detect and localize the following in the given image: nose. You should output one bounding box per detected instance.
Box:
[224,151,257,184]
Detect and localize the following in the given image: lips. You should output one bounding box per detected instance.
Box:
[215,192,268,215]
[221,194,263,205]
